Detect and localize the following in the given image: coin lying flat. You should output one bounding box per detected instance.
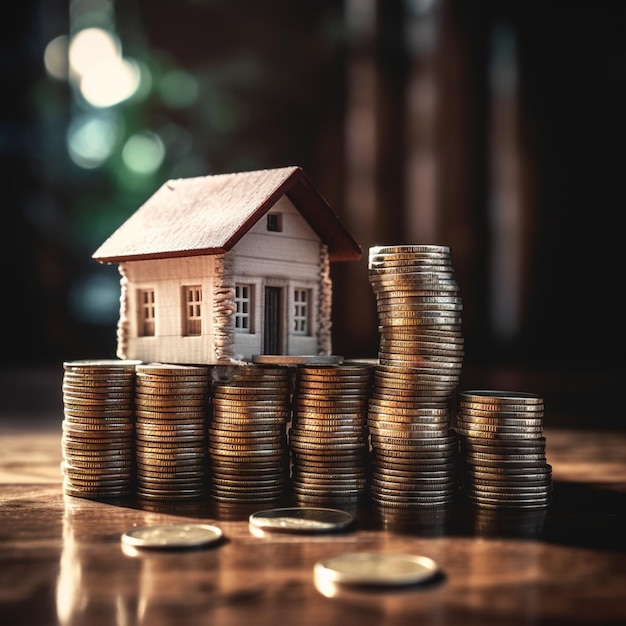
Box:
[121,523,223,549]
[249,507,355,535]
[314,552,440,586]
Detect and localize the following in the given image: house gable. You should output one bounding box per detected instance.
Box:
[92,166,361,264]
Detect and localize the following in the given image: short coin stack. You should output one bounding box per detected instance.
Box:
[367,244,464,508]
[455,390,552,509]
[208,365,292,506]
[134,363,210,501]
[290,364,373,507]
[61,359,140,500]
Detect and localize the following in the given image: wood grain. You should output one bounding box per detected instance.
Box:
[1,416,625,626]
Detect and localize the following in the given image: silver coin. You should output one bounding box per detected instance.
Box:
[121,523,223,549]
[314,551,440,586]
[249,507,355,534]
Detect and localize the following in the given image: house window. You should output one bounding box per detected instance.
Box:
[266,212,282,232]
[234,284,253,333]
[137,289,156,337]
[293,288,311,335]
[183,285,202,336]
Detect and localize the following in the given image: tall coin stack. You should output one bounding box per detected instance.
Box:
[61,359,140,500]
[455,390,553,509]
[367,244,464,508]
[134,363,211,501]
[290,364,373,507]
[208,365,292,506]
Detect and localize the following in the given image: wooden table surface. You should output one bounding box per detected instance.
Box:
[1,372,626,626]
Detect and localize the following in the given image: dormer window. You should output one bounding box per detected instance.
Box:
[266,213,282,232]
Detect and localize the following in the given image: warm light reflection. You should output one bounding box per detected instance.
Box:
[67,27,140,108]
[56,495,137,626]
[80,56,142,108]
[313,573,340,598]
[44,35,69,80]
[56,499,84,626]
[69,27,120,79]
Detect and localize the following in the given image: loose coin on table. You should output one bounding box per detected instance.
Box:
[314,551,440,587]
[121,523,223,549]
[249,507,355,535]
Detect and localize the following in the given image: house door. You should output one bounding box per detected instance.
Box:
[263,286,283,354]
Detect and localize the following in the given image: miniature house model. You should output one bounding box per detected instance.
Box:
[92,166,362,365]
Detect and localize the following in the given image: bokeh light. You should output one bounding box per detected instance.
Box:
[68,271,121,325]
[80,56,142,108]
[44,35,69,81]
[67,114,120,168]
[158,69,199,109]
[68,27,141,108]
[68,27,120,80]
[121,131,166,175]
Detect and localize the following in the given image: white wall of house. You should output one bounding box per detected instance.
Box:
[229,195,324,358]
[120,255,220,364]
[117,194,328,364]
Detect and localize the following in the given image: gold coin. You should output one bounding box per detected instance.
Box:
[212,385,289,396]
[296,398,368,409]
[211,415,289,428]
[135,410,206,421]
[136,363,210,376]
[294,409,367,420]
[252,355,343,366]
[294,423,365,435]
[296,383,370,395]
[461,438,546,451]
[455,420,543,433]
[135,380,209,396]
[211,398,289,409]
[456,415,544,427]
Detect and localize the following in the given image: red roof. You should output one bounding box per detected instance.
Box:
[92,166,362,263]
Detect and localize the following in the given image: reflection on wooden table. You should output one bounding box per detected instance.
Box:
[1,415,625,626]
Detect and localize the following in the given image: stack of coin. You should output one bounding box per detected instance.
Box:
[290,364,373,507]
[134,363,210,501]
[455,390,552,509]
[61,359,140,500]
[368,429,460,508]
[208,365,292,506]
[368,244,464,390]
[367,244,463,508]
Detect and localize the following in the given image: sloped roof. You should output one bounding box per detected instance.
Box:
[92,166,362,263]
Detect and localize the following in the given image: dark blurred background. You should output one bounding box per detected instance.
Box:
[1,0,624,428]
